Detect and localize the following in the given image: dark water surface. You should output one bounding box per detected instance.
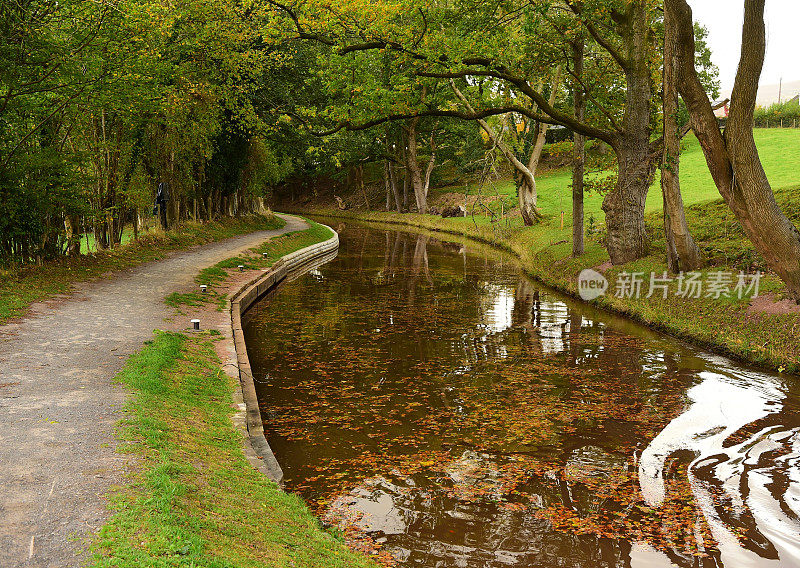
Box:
[243,223,800,568]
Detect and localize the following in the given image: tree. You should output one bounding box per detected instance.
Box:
[661,2,703,272]
[449,65,563,226]
[669,0,800,300]
[404,114,438,214]
[572,35,586,257]
[0,0,108,259]
[270,0,667,263]
[0,0,320,261]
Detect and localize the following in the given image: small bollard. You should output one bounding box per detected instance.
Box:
[238,264,244,272]
[191,319,200,331]
[262,252,268,258]
[199,284,208,294]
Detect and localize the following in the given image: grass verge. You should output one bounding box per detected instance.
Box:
[0,215,286,326]
[90,331,375,568]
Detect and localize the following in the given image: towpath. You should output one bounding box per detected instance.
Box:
[0,214,307,567]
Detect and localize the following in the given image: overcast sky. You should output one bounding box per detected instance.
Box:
[687,0,799,95]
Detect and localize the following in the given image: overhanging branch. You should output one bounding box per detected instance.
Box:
[418,68,618,145]
[292,105,558,137]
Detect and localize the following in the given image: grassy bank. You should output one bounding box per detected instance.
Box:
[91,331,375,568]
[293,189,800,374]
[0,215,285,326]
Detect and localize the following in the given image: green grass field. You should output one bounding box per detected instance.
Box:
[431,128,800,225]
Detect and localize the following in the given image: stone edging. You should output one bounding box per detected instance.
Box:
[228,222,340,483]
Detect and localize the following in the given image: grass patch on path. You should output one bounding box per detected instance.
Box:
[0,215,286,326]
[91,331,375,568]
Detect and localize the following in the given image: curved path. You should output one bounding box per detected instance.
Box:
[0,214,308,568]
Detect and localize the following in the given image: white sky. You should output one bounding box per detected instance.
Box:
[687,0,799,95]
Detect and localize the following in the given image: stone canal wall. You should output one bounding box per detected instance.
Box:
[229,224,339,483]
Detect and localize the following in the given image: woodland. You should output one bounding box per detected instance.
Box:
[3,0,799,301]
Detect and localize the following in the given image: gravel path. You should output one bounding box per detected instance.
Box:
[0,214,307,568]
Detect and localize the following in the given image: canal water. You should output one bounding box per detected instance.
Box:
[242,223,800,568]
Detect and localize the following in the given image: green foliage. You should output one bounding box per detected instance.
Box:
[0,0,321,261]
[754,99,800,128]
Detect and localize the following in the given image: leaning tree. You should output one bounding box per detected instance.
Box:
[668,0,800,300]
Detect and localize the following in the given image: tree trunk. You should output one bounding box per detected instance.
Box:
[451,85,538,222]
[385,162,391,211]
[603,142,653,263]
[402,160,409,212]
[662,193,680,273]
[64,215,81,257]
[358,165,369,208]
[516,173,538,226]
[405,117,428,213]
[662,4,703,272]
[424,133,436,195]
[670,0,800,299]
[450,70,561,227]
[573,37,586,257]
[385,160,402,212]
[602,1,653,264]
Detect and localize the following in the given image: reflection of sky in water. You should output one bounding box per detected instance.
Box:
[478,283,574,354]
[480,283,515,334]
[476,278,800,567]
[640,366,800,567]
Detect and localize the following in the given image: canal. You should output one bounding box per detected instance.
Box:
[242,223,800,568]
